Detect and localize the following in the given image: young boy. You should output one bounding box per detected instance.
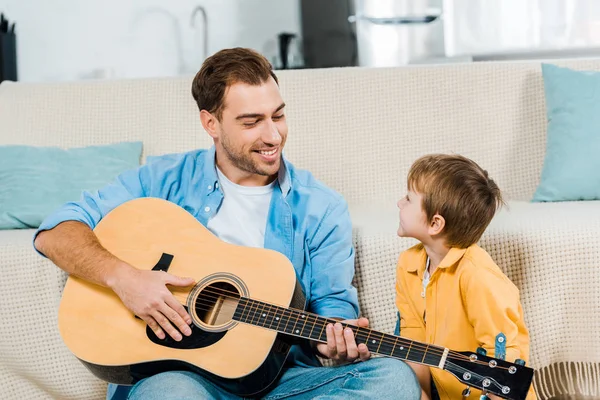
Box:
[394,154,536,400]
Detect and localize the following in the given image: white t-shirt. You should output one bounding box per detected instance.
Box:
[206,168,275,248]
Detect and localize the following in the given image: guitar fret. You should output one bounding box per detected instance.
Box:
[405,340,413,359]
[298,312,310,337]
[233,299,445,369]
[274,305,283,331]
[375,333,396,356]
[364,330,384,353]
[355,327,369,346]
[244,299,255,324]
[283,307,293,334]
[264,304,274,329]
[421,344,430,363]
[250,300,262,326]
[317,317,327,341]
[289,310,302,336]
[307,314,318,340]
[280,307,293,334]
[235,298,249,322]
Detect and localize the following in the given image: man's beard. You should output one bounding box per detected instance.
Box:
[221,134,279,176]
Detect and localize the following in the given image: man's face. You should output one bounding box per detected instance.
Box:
[214,77,287,181]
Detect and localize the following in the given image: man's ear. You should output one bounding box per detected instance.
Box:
[428,214,446,236]
[200,110,219,140]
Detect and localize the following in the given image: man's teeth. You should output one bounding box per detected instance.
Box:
[259,149,277,156]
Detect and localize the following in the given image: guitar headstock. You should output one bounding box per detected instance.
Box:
[442,350,534,399]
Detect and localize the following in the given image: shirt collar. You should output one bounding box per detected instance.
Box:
[201,145,292,197]
[406,245,468,273]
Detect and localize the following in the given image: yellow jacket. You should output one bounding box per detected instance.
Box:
[395,244,536,399]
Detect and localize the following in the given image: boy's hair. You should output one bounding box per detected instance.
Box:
[407,154,504,248]
[191,47,278,121]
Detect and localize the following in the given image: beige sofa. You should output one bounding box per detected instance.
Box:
[1,58,600,399]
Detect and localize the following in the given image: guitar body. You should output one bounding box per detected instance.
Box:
[58,198,306,397]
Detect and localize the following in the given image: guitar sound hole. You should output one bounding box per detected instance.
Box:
[195,282,241,328]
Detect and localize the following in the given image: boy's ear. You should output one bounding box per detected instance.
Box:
[428,214,446,236]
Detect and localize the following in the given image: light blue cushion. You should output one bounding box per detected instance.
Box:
[533,63,600,202]
[0,142,142,229]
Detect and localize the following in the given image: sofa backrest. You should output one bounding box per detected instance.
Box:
[2,58,600,203]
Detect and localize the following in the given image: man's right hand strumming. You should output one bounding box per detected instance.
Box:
[35,220,195,342]
[107,266,195,341]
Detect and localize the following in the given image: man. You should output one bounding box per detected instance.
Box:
[34,47,420,399]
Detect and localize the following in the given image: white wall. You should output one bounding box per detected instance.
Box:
[0,0,301,82]
[444,0,600,56]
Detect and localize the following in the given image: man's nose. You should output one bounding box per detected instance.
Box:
[262,120,282,145]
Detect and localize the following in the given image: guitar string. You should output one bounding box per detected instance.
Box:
[170,286,511,370]
[177,289,453,360]
[185,287,507,368]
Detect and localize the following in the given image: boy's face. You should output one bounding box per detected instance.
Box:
[397,190,431,241]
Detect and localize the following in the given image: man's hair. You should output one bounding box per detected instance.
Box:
[407,154,504,248]
[191,47,278,121]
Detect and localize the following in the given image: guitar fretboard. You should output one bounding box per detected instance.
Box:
[233,297,444,367]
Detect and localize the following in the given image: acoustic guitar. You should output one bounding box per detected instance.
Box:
[57,198,534,399]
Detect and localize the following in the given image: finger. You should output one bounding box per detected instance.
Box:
[163,273,196,287]
[325,324,337,357]
[334,323,347,359]
[152,309,182,341]
[164,297,193,336]
[358,343,371,361]
[316,343,331,358]
[344,327,359,361]
[357,317,369,328]
[144,315,165,340]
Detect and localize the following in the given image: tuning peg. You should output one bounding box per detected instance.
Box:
[476,347,487,356]
[462,387,471,398]
[515,358,526,366]
[480,390,491,400]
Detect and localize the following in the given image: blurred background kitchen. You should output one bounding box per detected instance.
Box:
[2,0,600,83]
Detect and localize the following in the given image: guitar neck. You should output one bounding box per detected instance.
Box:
[233,297,448,368]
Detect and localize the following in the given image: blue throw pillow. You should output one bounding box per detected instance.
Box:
[0,142,143,229]
[533,63,600,202]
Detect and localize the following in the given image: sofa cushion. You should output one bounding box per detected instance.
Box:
[533,63,600,202]
[0,142,143,229]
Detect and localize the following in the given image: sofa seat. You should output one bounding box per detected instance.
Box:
[0,229,107,399]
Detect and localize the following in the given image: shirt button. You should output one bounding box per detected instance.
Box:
[207,185,212,190]
[215,182,219,188]
[204,206,210,212]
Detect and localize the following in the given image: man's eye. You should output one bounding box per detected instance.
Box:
[243,121,257,127]
[273,114,284,120]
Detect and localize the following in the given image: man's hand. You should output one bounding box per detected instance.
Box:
[108,266,196,341]
[315,317,371,364]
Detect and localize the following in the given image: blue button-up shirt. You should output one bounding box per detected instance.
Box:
[37,146,359,369]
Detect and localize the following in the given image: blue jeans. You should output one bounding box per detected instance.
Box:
[108,358,420,399]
